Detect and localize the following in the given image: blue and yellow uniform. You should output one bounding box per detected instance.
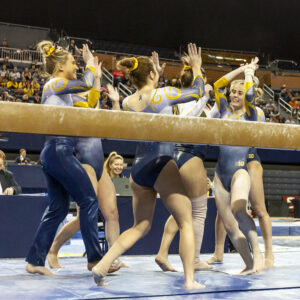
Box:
[172,97,209,168]
[213,77,259,192]
[123,75,205,187]
[26,67,102,267]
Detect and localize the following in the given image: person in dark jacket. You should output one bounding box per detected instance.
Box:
[0,150,22,195]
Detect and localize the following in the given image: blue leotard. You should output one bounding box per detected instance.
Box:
[172,97,208,168]
[123,75,205,187]
[213,77,259,191]
[26,67,102,266]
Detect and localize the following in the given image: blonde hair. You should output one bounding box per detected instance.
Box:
[0,150,6,170]
[231,76,263,99]
[104,151,124,176]
[37,40,70,75]
[117,56,155,89]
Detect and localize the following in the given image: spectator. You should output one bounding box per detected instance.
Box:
[285,115,296,124]
[280,85,291,103]
[67,39,81,57]
[1,56,14,69]
[7,77,18,89]
[9,66,21,81]
[104,151,124,178]
[15,149,31,165]
[31,78,40,93]
[0,65,8,77]
[0,91,13,102]
[278,115,286,123]
[270,107,280,118]
[32,92,41,104]
[265,99,276,111]
[22,67,32,81]
[23,81,34,96]
[288,98,299,109]
[0,150,22,195]
[2,39,8,47]
[0,76,6,88]
[22,94,29,103]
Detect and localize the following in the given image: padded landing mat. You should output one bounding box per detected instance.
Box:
[1,252,300,299]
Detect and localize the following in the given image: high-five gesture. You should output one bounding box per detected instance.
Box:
[187,43,202,70]
[151,51,166,76]
[82,44,94,67]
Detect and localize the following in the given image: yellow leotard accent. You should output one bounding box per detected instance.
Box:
[150,89,162,112]
[87,89,100,108]
[86,66,96,76]
[214,77,230,111]
[52,78,68,92]
[164,87,181,100]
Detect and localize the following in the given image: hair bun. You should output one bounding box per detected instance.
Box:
[37,41,54,57]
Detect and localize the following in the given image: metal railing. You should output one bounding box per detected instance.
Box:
[263,84,275,101]
[263,84,300,123]
[102,66,132,97]
[0,47,42,63]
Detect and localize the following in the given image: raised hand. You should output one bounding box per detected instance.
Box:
[106,84,120,103]
[94,56,102,78]
[244,57,259,77]
[151,51,166,76]
[187,43,202,69]
[82,44,94,66]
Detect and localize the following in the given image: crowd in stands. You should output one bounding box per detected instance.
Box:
[0,38,299,124]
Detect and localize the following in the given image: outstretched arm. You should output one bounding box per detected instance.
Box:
[244,57,259,121]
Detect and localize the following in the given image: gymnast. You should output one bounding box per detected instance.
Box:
[155,58,213,272]
[47,80,127,272]
[92,43,205,289]
[205,96,274,268]
[208,57,264,274]
[25,41,103,275]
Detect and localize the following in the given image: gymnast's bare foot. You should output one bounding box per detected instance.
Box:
[264,253,274,268]
[252,251,263,273]
[115,258,130,269]
[194,260,213,271]
[88,261,100,271]
[204,254,223,265]
[184,280,206,290]
[239,262,254,275]
[155,256,178,272]
[107,260,121,274]
[46,252,64,269]
[25,263,54,275]
[92,266,108,286]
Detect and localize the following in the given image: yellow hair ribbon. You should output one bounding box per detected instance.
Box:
[46,46,56,57]
[183,65,192,70]
[128,57,139,72]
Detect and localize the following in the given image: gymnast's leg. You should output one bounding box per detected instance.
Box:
[205,212,227,264]
[213,173,253,274]
[26,172,70,275]
[231,169,263,274]
[156,156,211,271]
[247,160,274,268]
[92,177,157,285]
[47,164,98,269]
[154,160,205,289]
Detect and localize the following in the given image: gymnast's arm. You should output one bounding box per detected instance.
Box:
[244,60,259,121]
[73,64,102,108]
[43,66,96,97]
[178,95,208,117]
[204,102,221,118]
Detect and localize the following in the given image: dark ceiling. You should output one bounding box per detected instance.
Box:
[1,0,300,60]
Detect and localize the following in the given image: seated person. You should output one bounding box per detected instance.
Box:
[0,150,22,195]
[104,151,124,178]
[15,149,31,165]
